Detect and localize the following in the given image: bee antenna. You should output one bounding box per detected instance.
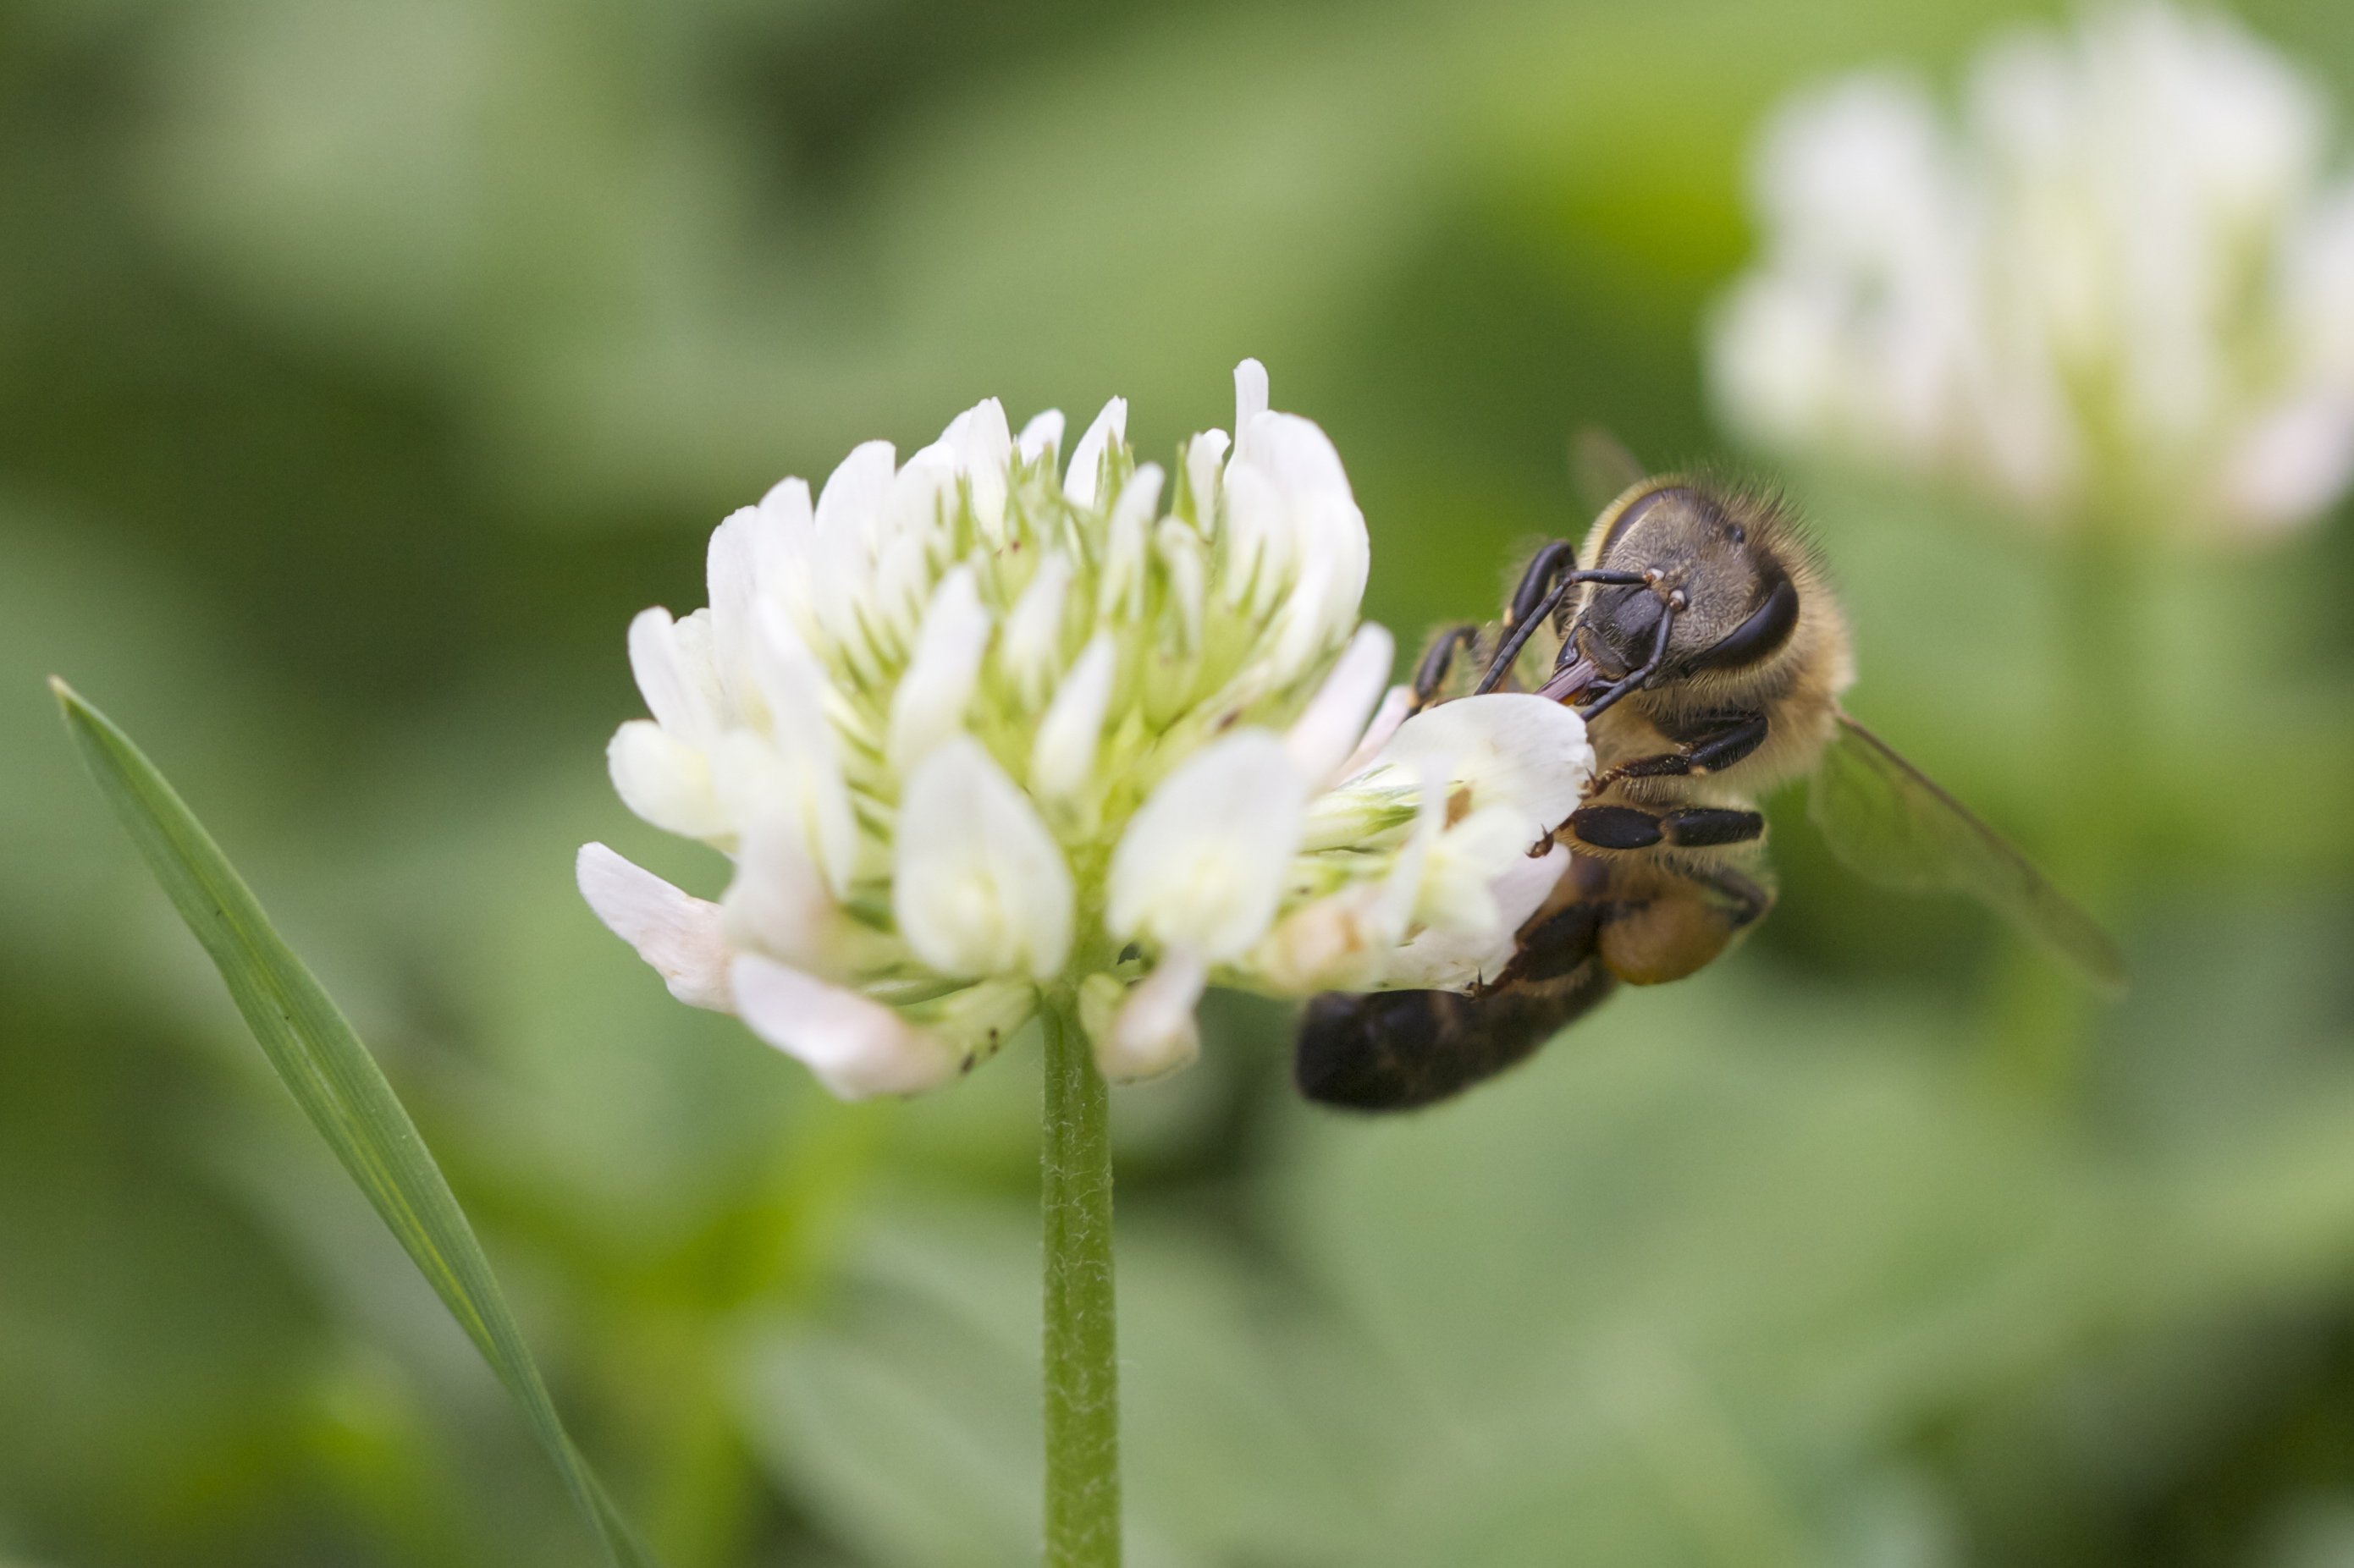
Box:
[1473,567,1648,696]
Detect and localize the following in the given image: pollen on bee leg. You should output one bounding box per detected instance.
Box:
[1597,894,1734,986]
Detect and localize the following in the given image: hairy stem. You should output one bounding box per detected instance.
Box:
[1039,999,1121,1566]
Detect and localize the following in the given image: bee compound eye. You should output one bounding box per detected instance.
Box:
[1687,572,1800,673]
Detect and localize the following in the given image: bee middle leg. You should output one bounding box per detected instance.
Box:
[1566,805,1765,850]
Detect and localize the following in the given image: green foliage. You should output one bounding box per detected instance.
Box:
[51,684,656,1568]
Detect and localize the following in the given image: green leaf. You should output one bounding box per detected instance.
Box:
[50,679,658,1568]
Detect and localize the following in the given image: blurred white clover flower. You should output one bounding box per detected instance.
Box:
[1710,5,2354,537]
[579,362,1591,1098]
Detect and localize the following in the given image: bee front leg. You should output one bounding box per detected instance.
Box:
[1410,623,1483,708]
[1474,547,1651,695]
[1502,540,1583,632]
[1566,806,1765,850]
[1589,710,1769,791]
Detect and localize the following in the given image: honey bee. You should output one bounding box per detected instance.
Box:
[1294,461,2125,1111]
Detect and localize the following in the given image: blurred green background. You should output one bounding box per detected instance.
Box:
[8,0,2354,1563]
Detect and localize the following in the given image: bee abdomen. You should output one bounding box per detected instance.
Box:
[1293,955,1617,1112]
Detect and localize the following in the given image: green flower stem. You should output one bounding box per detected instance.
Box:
[1039,997,1122,1567]
[1993,508,2137,1099]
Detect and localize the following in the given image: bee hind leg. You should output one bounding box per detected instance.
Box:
[1690,862,1773,929]
[1596,863,1774,985]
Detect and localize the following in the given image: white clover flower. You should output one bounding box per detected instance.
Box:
[1710,5,2354,537]
[578,362,1592,1098]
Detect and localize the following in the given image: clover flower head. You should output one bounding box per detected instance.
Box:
[1710,4,2354,537]
[579,362,1592,1098]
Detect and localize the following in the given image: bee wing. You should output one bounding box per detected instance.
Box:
[1810,713,2126,992]
[1570,427,1648,517]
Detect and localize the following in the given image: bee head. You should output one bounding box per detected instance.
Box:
[1566,482,1800,690]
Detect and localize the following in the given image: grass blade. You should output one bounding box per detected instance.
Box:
[52,678,658,1568]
